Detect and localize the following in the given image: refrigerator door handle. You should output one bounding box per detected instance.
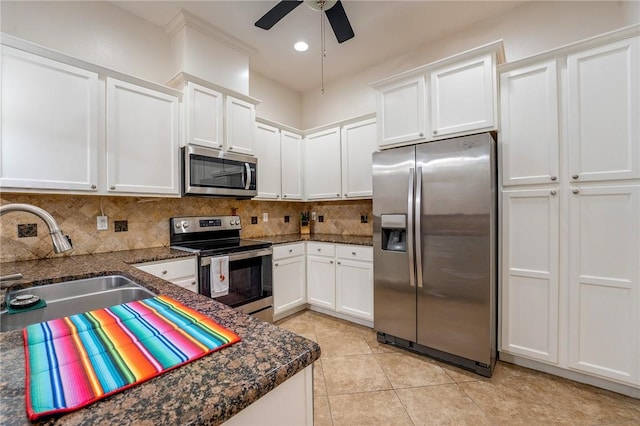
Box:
[407,167,415,287]
[415,167,423,288]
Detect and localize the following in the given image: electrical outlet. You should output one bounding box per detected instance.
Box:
[114,220,128,232]
[284,215,290,223]
[318,215,324,223]
[263,212,268,222]
[251,216,258,224]
[97,216,108,231]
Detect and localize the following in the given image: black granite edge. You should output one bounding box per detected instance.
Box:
[0,248,321,426]
[257,233,373,246]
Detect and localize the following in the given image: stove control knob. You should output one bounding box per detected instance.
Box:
[236,219,241,225]
[180,221,189,229]
[229,219,234,226]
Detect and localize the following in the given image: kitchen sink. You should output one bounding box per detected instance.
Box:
[0,275,156,332]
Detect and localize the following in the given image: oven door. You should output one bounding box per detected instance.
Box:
[183,145,257,197]
[200,248,273,320]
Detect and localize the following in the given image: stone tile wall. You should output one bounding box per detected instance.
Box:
[0,194,372,262]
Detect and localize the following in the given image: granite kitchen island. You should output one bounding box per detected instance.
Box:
[0,248,320,425]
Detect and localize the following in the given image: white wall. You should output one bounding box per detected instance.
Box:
[302,1,640,129]
[250,71,303,129]
[0,1,173,84]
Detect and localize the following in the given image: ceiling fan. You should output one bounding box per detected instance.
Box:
[255,0,355,44]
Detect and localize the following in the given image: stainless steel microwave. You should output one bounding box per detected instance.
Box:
[182,145,257,198]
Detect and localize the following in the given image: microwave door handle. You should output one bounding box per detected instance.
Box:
[244,163,252,190]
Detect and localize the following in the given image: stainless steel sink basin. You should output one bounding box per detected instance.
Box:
[0,275,156,332]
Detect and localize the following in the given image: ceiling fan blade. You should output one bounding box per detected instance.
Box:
[324,0,354,43]
[255,1,303,30]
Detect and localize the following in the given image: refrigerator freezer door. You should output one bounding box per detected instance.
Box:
[373,146,417,342]
[415,134,496,365]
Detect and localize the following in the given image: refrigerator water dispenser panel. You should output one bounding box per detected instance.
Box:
[381,214,407,252]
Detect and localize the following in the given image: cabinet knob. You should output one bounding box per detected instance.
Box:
[110,185,116,190]
[419,132,424,137]
[317,248,321,252]
[550,176,557,181]
[162,270,168,275]
[352,252,356,255]
[191,281,196,285]
[550,190,557,196]
[572,174,579,180]
[330,260,334,264]
[433,130,438,135]
[572,189,579,194]
[91,184,97,189]
[274,263,279,267]
[337,261,341,265]
[283,195,287,198]
[229,147,233,150]
[288,249,293,253]
[337,193,340,197]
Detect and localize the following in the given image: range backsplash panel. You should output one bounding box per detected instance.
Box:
[0,194,372,262]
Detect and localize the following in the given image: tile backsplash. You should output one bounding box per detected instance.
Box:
[0,194,372,262]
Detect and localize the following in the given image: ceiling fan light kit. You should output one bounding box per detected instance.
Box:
[255,0,355,94]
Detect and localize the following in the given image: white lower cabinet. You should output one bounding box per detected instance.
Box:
[567,185,640,385]
[273,243,306,318]
[335,245,374,322]
[135,257,198,293]
[306,243,336,310]
[501,189,559,363]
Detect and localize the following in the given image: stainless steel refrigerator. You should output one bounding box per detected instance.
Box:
[373,132,497,377]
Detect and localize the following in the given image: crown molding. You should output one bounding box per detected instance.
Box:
[164,9,257,57]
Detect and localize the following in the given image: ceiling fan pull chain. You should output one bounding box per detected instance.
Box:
[320,1,326,94]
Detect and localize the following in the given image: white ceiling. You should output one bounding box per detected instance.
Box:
[112,1,528,93]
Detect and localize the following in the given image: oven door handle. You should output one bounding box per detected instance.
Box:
[201,247,272,265]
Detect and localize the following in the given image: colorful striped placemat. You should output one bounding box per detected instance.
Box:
[23,295,241,421]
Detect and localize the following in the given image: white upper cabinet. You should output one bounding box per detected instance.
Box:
[254,122,282,199]
[568,185,639,386]
[225,96,256,155]
[500,60,560,186]
[185,82,223,149]
[376,75,427,148]
[567,37,639,182]
[106,77,180,195]
[0,46,99,192]
[430,53,496,138]
[341,119,377,198]
[372,42,502,149]
[281,130,303,200]
[304,127,342,200]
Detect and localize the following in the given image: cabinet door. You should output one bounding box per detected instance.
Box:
[306,255,336,310]
[501,189,559,363]
[273,256,306,315]
[568,185,639,385]
[254,122,281,199]
[341,119,377,198]
[500,60,560,186]
[430,54,495,138]
[336,258,373,321]
[304,127,341,200]
[377,75,427,148]
[186,82,223,149]
[106,78,179,195]
[567,37,639,182]
[226,96,256,155]
[281,130,303,200]
[0,46,98,191]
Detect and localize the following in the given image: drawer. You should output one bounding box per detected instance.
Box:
[172,277,199,294]
[273,243,305,260]
[307,242,335,257]
[336,244,373,262]
[136,257,197,281]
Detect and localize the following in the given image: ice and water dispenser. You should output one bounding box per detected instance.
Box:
[381,214,407,252]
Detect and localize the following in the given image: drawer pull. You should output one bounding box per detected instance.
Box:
[162,270,168,275]
[289,249,293,253]
[352,252,356,255]
[317,248,321,252]
[330,260,334,264]
[337,261,341,265]
[274,263,279,267]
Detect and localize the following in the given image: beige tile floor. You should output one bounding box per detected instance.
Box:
[276,310,640,426]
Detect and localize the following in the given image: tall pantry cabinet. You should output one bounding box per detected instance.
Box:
[499,28,639,393]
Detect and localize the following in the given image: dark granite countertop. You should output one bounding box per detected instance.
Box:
[257,233,373,247]
[0,247,320,425]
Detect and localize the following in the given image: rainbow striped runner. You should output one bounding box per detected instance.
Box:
[23,295,240,421]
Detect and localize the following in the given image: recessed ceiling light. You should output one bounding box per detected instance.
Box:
[294,41,309,52]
